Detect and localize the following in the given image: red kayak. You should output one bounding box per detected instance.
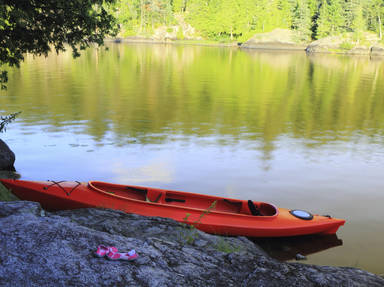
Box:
[0,179,345,237]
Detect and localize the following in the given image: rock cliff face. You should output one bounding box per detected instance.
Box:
[241,29,308,50]
[371,45,384,56]
[0,139,15,171]
[0,201,383,286]
[305,33,384,56]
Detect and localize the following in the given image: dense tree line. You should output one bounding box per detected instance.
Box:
[111,0,384,41]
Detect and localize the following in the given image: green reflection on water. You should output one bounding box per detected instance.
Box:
[2,44,384,149]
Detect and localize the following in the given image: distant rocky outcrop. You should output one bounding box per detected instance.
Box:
[306,32,384,56]
[0,200,383,286]
[152,15,201,41]
[113,15,202,42]
[370,45,384,57]
[0,139,15,171]
[241,29,308,50]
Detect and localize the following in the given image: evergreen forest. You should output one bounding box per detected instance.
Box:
[110,0,384,42]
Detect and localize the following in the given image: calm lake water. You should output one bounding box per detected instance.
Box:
[1,44,384,274]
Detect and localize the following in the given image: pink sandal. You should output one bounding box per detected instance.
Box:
[95,245,118,258]
[106,249,138,261]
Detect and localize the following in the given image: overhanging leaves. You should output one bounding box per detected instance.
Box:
[0,0,118,89]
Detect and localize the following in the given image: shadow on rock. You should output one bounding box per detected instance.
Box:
[251,234,343,261]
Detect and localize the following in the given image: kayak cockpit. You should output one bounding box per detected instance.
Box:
[88,181,278,217]
[258,202,278,216]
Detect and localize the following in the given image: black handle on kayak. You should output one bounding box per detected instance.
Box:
[165,198,186,203]
[248,200,261,216]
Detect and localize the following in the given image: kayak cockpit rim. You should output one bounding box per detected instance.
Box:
[87,181,279,218]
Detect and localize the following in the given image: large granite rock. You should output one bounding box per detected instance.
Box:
[0,201,383,287]
[371,45,384,57]
[0,139,15,171]
[306,32,381,56]
[241,29,307,50]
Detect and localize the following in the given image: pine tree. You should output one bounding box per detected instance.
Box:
[366,0,384,39]
[113,0,140,35]
[292,0,312,41]
[351,2,365,39]
[316,0,344,38]
[172,0,185,13]
[278,0,295,29]
[343,0,365,35]
[186,0,212,37]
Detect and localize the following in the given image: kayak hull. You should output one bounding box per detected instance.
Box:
[0,179,345,237]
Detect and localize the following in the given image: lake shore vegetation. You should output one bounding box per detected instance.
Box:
[109,0,384,45]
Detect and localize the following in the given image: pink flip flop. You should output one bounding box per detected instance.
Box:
[95,245,118,258]
[106,249,138,261]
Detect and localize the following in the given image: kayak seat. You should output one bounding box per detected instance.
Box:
[146,189,164,203]
[248,200,261,216]
[219,199,242,213]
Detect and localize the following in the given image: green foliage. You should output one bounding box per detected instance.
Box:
[339,41,355,50]
[214,237,242,253]
[0,70,7,90]
[237,30,256,43]
[344,0,363,31]
[292,0,312,41]
[176,201,241,252]
[364,0,383,40]
[317,0,345,38]
[0,0,118,89]
[1,0,383,67]
[178,213,199,244]
[112,0,175,34]
[0,182,18,201]
[109,0,384,42]
[172,0,185,13]
[178,201,217,245]
[176,27,185,40]
[0,112,20,133]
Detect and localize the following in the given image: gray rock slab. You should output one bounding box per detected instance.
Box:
[0,201,383,287]
[371,46,384,57]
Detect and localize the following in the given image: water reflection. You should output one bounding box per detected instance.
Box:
[2,44,384,151]
[253,234,343,261]
[112,157,175,183]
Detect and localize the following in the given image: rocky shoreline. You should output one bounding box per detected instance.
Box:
[108,29,384,57]
[0,139,15,171]
[0,200,383,286]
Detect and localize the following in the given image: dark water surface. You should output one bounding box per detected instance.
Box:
[1,44,384,274]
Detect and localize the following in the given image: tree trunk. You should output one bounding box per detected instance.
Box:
[378,15,382,40]
[140,0,144,33]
